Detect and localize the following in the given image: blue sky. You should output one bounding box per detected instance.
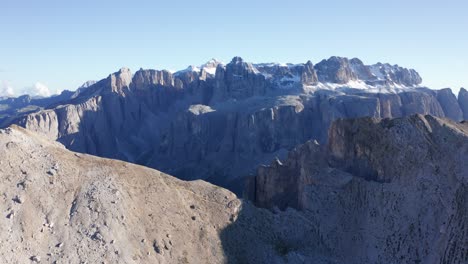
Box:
[1,0,467,96]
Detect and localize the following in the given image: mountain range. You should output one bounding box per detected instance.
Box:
[1,114,466,263]
[1,56,467,194]
[0,56,467,263]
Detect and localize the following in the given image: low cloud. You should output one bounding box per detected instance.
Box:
[21,82,52,97]
[1,81,58,98]
[0,80,15,97]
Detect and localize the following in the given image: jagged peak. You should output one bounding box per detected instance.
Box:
[118,67,131,73]
[134,68,173,75]
[230,56,244,64]
[320,56,350,64]
[108,67,132,79]
[203,58,222,66]
[349,58,364,65]
[78,80,97,89]
[200,59,222,75]
[66,56,425,98]
[182,65,200,73]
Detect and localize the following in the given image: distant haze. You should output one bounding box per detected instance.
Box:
[0,0,467,96]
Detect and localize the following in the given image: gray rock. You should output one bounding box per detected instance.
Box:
[0,125,334,263]
[248,114,468,264]
[213,56,267,101]
[301,60,318,85]
[13,195,24,204]
[2,57,463,195]
[315,56,357,84]
[436,88,463,121]
[459,87,468,120]
[30,256,41,262]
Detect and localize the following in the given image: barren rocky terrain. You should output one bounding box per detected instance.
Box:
[1,114,467,263]
[0,125,323,264]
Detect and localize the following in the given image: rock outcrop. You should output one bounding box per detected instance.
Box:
[459,88,468,120]
[213,57,267,101]
[315,56,358,84]
[436,88,463,121]
[0,92,76,127]
[314,56,422,86]
[249,115,468,263]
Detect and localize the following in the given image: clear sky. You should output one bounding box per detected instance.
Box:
[1,0,467,97]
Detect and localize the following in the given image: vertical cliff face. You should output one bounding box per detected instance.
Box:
[398,90,446,116]
[436,88,463,121]
[249,115,468,263]
[301,60,319,85]
[315,56,358,84]
[213,57,267,101]
[459,88,468,120]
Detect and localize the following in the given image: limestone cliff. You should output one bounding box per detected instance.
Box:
[459,88,468,120]
[249,115,468,263]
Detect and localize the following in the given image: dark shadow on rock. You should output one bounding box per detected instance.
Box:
[219,201,337,264]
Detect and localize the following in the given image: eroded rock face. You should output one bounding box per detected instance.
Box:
[249,115,468,264]
[4,57,465,193]
[436,88,463,121]
[315,56,357,84]
[213,57,267,101]
[301,60,319,85]
[459,88,468,120]
[313,57,423,86]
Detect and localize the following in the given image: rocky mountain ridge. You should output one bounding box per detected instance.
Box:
[3,56,468,193]
[0,125,324,263]
[1,115,466,263]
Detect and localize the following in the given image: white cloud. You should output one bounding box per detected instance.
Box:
[21,82,52,97]
[0,80,15,97]
[0,81,60,98]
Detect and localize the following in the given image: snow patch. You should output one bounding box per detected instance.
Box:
[277,75,301,89]
[203,66,217,75]
[188,104,216,115]
[304,80,412,94]
[254,62,304,69]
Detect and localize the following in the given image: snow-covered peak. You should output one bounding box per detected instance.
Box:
[78,80,97,89]
[187,65,201,72]
[202,58,221,68]
[201,59,222,75]
[175,59,223,76]
[169,56,422,92]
